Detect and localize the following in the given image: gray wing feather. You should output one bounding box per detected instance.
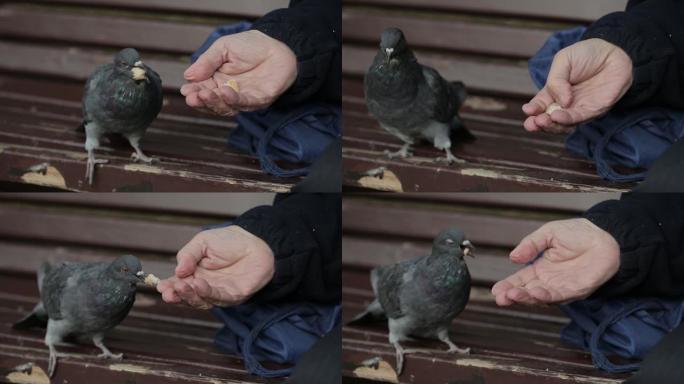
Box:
[374,257,422,319]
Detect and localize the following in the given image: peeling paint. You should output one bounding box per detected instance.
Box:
[109,364,151,374]
[460,168,502,179]
[358,169,403,192]
[65,152,88,160]
[20,166,66,189]
[124,164,164,174]
[353,360,399,383]
[6,365,50,384]
[464,96,507,111]
[454,358,621,383]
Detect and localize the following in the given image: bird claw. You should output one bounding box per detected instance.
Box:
[86,157,109,185]
[435,149,466,165]
[130,152,158,164]
[447,345,470,355]
[384,147,413,160]
[98,352,123,360]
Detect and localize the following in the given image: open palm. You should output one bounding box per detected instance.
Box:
[492,219,620,305]
[181,30,297,116]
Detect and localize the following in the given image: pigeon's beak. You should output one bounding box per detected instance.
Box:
[131,61,149,83]
[384,48,394,65]
[135,270,148,282]
[461,240,475,257]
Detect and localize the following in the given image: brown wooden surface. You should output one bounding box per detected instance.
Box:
[0,2,301,192]
[341,193,631,383]
[344,0,627,22]
[342,79,635,192]
[341,1,639,192]
[0,194,282,383]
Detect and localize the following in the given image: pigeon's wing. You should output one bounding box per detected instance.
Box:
[82,64,112,123]
[40,262,90,320]
[373,257,421,318]
[419,65,462,123]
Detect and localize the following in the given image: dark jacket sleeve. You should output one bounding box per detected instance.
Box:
[251,0,341,108]
[583,193,684,298]
[232,193,341,304]
[581,0,684,109]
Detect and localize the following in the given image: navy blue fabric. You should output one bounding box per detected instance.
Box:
[560,297,684,373]
[212,303,341,378]
[191,22,341,177]
[529,27,684,182]
[201,221,341,378]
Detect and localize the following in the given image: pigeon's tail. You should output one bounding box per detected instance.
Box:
[347,300,385,326]
[12,303,48,330]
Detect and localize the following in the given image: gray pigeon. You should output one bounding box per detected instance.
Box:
[348,227,475,375]
[82,48,163,185]
[364,28,474,164]
[13,255,153,378]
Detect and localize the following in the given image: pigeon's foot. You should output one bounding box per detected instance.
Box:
[130,151,158,164]
[446,344,470,355]
[392,342,417,375]
[98,351,124,360]
[384,144,413,160]
[86,156,109,186]
[93,334,123,361]
[47,344,58,378]
[435,149,466,165]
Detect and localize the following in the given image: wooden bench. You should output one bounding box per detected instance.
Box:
[0,193,290,383]
[341,0,637,192]
[341,193,633,383]
[0,0,303,192]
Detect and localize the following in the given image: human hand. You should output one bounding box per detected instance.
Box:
[157,225,275,309]
[522,38,633,133]
[491,218,620,306]
[180,30,297,116]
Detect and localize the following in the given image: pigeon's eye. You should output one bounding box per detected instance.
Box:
[121,267,128,273]
[445,239,455,245]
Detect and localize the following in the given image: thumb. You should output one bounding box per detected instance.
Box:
[185,40,229,82]
[175,234,207,277]
[510,224,553,264]
[546,51,574,108]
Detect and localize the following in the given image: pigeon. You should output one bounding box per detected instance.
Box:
[13,255,154,378]
[82,48,163,185]
[364,27,474,164]
[348,227,475,375]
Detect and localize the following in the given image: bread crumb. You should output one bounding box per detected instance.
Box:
[546,102,563,114]
[144,274,160,287]
[224,79,239,92]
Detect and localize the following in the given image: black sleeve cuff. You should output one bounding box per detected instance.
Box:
[251,2,340,107]
[583,198,662,297]
[232,204,316,303]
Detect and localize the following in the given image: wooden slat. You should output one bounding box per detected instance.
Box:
[343,45,537,96]
[0,41,187,90]
[0,5,214,54]
[342,8,552,58]
[28,0,289,17]
[0,193,275,217]
[368,192,620,213]
[343,0,627,22]
[0,240,177,280]
[0,205,201,254]
[342,199,550,248]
